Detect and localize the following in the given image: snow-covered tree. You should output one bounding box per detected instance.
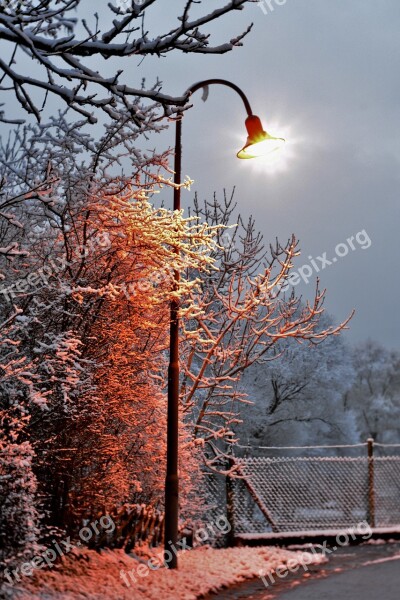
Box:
[0,115,218,560]
[0,0,359,558]
[236,312,358,449]
[344,340,400,443]
[0,0,255,124]
[0,310,42,573]
[181,193,353,466]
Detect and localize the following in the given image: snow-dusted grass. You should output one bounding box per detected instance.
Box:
[12,545,322,600]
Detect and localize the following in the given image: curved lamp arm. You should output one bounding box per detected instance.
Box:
[174,78,256,211]
[185,78,254,117]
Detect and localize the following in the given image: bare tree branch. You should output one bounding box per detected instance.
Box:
[0,0,255,123]
[180,193,353,467]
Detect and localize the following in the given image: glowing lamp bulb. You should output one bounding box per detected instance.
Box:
[237,115,285,160]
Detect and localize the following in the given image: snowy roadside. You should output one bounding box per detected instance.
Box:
[8,545,325,600]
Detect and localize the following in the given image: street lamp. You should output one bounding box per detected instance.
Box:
[165,79,285,569]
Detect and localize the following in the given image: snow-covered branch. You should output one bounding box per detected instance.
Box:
[181,192,353,465]
[0,0,255,123]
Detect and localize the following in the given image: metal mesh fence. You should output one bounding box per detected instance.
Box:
[201,470,229,547]
[233,456,371,533]
[205,443,400,537]
[374,457,400,526]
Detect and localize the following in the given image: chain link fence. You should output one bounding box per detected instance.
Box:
[204,441,400,539]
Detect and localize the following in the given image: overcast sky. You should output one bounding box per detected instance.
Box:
[132,0,399,350]
[3,0,400,349]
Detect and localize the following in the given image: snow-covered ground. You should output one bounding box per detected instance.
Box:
[8,545,325,600]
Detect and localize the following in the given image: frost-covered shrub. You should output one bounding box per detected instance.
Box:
[0,441,41,569]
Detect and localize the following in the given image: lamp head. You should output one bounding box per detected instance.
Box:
[237,115,285,160]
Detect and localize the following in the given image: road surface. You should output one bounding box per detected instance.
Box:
[275,558,400,599]
[206,541,400,599]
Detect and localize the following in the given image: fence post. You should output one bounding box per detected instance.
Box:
[367,438,376,529]
[225,458,235,547]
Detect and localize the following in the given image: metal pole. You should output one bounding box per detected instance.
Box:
[367,438,376,529]
[164,116,182,569]
[225,457,236,547]
[163,80,253,568]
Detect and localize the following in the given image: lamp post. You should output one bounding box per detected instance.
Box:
[165,79,284,569]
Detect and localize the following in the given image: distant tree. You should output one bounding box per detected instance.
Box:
[345,340,400,443]
[235,313,357,449]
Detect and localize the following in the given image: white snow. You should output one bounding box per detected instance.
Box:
[236,526,400,541]
[361,553,400,566]
[13,545,322,600]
